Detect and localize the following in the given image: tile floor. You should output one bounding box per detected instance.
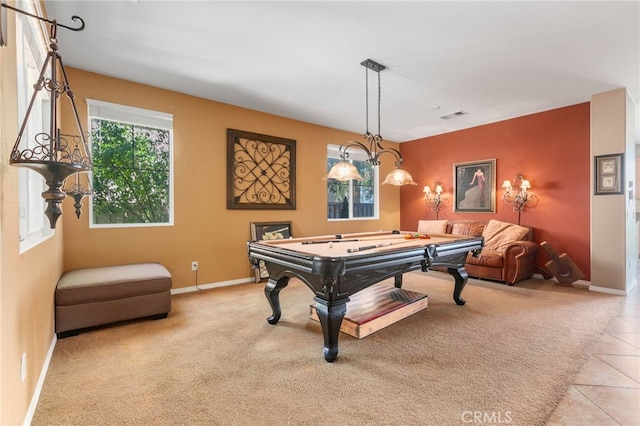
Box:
[547,284,640,425]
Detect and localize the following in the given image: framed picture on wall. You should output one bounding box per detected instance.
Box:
[594,153,624,195]
[453,159,496,213]
[249,221,292,281]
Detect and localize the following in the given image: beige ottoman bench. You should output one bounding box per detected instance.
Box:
[55,263,172,338]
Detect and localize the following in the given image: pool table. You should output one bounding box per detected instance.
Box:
[247,230,483,362]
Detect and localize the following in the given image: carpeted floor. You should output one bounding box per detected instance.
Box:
[32,272,624,425]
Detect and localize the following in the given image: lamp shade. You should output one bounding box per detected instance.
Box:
[382,168,417,186]
[324,161,364,181]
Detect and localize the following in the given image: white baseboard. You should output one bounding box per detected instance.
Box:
[23,334,57,426]
[532,273,591,289]
[589,284,632,296]
[537,275,635,296]
[571,279,591,289]
[171,276,255,295]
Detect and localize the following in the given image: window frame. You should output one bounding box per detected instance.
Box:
[87,99,174,228]
[16,0,54,253]
[326,144,379,221]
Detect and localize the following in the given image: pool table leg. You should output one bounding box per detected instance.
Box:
[447,266,468,305]
[313,297,349,363]
[264,276,290,324]
[393,274,403,288]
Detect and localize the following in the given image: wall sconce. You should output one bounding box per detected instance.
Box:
[324,59,416,186]
[502,175,538,224]
[423,182,448,219]
[2,3,91,228]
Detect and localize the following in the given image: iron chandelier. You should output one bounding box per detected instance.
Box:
[324,59,416,186]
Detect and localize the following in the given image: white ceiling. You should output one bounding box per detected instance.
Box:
[43,1,639,142]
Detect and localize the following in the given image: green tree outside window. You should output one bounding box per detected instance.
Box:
[91,118,171,225]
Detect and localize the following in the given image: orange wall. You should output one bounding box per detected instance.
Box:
[399,103,591,279]
[61,69,402,289]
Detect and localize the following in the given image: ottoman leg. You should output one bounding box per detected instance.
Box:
[150,313,168,320]
[57,329,81,339]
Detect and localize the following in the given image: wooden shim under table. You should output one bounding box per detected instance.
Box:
[309,283,428,339]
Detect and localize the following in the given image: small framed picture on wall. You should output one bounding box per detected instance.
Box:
[594,153,623,195]
[249,221,292,282]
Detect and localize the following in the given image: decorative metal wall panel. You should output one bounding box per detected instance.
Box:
[227,129,296,209]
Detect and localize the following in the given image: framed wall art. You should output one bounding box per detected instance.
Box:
[250,221,293,281]
[594,153,624,195]
[227,129,296,210]
[453,159,496,213]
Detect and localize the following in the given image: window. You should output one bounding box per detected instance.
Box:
[326,145,379,220]
[16,0,53,252]
[87,100,173,227]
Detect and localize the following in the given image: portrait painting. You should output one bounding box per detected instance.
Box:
[453,159,496,213]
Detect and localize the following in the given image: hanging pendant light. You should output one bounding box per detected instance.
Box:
[2,3,91,228]
[324,160,364,181]
[324,59,416,186]
[64,172,93,218]
[382,168,417,186]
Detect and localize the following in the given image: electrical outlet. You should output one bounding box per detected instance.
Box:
[21,353,27,383]
[191,261,198,271]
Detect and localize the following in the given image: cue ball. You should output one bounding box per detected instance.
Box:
[328,242,333,248]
